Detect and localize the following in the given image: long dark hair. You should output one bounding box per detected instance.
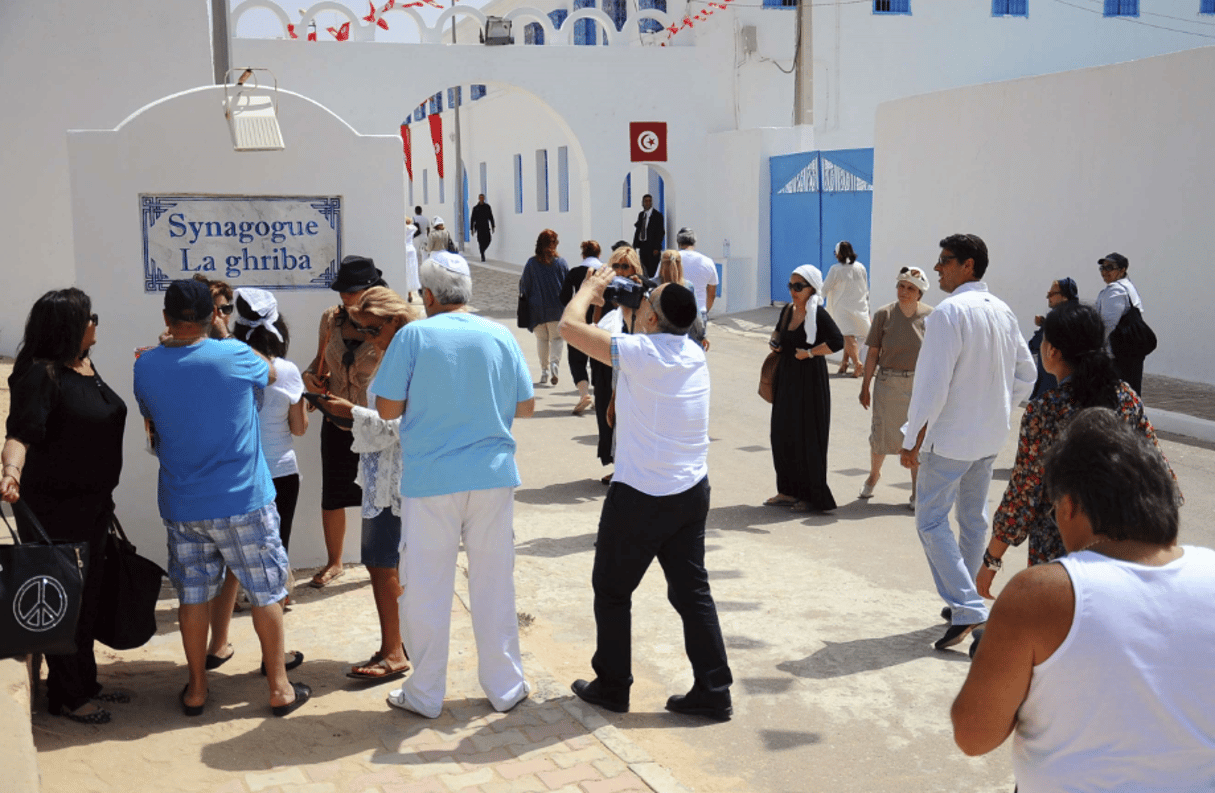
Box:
[13,288,92,379]
[1042,301,1120,409]
[535,229,558,265]
[233,294,290,359]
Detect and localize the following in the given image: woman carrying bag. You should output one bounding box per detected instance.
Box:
[1,288,127,724]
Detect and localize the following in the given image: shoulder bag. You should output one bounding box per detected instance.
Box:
[758,306,791,404]
[94,514,166,651]
[1109,305,1157,360]
[0,500,88,659]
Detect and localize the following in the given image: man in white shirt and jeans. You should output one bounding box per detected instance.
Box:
[900,234,1035,651]
[675,227,718,319]
[558,266,733,720]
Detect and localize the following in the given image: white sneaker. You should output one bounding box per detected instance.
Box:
[550,362,559,386]
[540,370,549,385]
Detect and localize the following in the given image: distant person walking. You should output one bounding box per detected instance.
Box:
[821,241,870,377]
[676,228,718,322]
[632,193,664,278]
[470,194,495,262]
[520,229,570,386]
[1094,252,1149,395]
[559,240,604,415]
[428,217,454,256]
[412,206,429,250]
[1027,277,1078,400]
[403,216,421,303]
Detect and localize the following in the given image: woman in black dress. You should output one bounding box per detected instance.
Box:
[1,288,127,724]
[765,265,844,512]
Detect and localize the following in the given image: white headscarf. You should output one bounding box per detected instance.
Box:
[233,287,284,343]
[792,264,823,343]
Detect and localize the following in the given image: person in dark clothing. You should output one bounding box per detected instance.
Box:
[470,194,495,262]
[559,240,604,415]
[631,194,664,278]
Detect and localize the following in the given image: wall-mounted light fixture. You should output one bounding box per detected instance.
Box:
[224,68,285,151]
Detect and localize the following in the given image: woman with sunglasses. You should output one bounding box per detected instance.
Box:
[857,267,933,506]
[2,290,127,724]
[978,301,1177,600]
[765,265,844,512]
[309,286,417,681]
[302,255,387,588]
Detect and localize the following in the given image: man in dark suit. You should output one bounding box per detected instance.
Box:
[470,194,495,262]
[632,194,664,278]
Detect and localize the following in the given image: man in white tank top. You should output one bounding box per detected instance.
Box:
[951,408,1211,792]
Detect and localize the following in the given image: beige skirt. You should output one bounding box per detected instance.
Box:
[870,369,915,455]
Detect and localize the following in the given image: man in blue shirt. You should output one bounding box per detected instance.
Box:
[134,279,308,717]
[373,251,535,719]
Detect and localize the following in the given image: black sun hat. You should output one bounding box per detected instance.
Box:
[329,255,386,293]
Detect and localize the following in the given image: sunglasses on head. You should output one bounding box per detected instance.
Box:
[787,282,812,293]
[899,267,925,279]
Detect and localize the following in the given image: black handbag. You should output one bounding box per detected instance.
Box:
[94,514,165,651]
[1109,305,1157,360]
[516,292,531,329]
[0,500,88,659]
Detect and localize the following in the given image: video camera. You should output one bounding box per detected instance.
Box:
[603,275,656,310]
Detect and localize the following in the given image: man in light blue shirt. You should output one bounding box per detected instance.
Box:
[372,251,535,719]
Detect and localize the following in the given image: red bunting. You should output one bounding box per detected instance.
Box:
[400,124,412,180]
[287,23,298,38]
[327,22,350,40]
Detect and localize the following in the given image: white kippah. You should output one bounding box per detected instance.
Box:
[426,251,470,277]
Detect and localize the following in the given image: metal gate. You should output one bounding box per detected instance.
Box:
[769,148,874,303]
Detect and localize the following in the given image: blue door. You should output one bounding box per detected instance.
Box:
[769,151,821,303]
[819,148,874,285]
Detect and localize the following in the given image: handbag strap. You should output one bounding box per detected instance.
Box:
[108,513,130,544]
[0,499,55,546]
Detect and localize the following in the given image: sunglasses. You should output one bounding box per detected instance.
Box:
[787,282,812,293]
[352,322,386,338]
[89,313,99,326]
[1098,264,1121,273]
[218,303,234,315]
[936,254,958,266]
[611,263,633,272]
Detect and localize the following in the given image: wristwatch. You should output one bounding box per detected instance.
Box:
[982,550,1003,571]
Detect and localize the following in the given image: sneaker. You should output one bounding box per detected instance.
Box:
[550,362,559,386]
[571,678,629,713]
[540,370,549,385]
[665,685,732,721]
[934,622,983,650]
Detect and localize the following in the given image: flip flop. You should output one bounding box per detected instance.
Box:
[347,657,411,683]
[789,500,813,513]
[764,496,797,507]
[309,566,345,588]
[204,644,234,670]
[179,685,205,717]
[271,681,312,717]
[261,650,305,676]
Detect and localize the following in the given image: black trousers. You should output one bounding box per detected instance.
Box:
[567,345,590,387]
[590,477,732,696]
[590,359,614,466]
[273,474,301,551]
[638,245,661,278]
[1115,353,1145,396]
[476,229,492,260]
[17,490,113,713]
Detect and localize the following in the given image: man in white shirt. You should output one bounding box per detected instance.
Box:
[559,267,733,720]
[676,227,718,318]
[900,234,1035,651]
[1093,252,1148,394]
[412,206,430,254]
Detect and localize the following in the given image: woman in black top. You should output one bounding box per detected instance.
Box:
[1,288,127,724]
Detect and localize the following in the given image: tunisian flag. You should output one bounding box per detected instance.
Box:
[400,123,412,180]
[428,113,444,179]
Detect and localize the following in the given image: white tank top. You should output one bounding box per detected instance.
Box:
[1013,546,1215,792]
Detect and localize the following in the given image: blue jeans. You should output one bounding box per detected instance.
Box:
[915,451,994,626]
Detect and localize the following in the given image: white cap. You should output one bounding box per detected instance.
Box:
[426,250,470,276]
[432,216,445,227]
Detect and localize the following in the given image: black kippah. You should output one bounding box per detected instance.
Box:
[658,283,698,331]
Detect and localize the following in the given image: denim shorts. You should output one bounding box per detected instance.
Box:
[361,508,402,568]
[165,503,289,607]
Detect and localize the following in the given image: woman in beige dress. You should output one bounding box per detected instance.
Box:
[857,266,932,506]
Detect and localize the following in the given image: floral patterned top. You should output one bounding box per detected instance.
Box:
[992,379,1177,566]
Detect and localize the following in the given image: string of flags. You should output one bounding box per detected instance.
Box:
[661,0,732,46]
[286,0,445,41]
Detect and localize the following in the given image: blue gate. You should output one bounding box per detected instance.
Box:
[769,148,874,303]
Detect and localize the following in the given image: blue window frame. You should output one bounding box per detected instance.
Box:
[423,170,429,205]
[513,154,523,214]
[428,93,442,115]
[1201,0,1215,13]
[573,0,596,45]
[874,0,910,13]
[603,0,628,31]
[992,0,1027,16]
[1103,0,1138,15]
[524,22,543,44]
[557,147,570,213]
[762,0,798,7]
[639,0,665,33]
[413,104,426,122]
[535,150,549,212]
[470,84,487,101]
[479,162,487,196]
[446,86,462,108]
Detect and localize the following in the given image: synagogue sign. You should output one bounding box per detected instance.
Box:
[140,195,342,291]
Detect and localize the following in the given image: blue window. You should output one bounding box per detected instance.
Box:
[1103,0,1138,15]
[428,93,442,115]
[623,173,631,208]
[535,150,549,212]
[513,154,523,214]
[470,84,487,101]
[557,147,570,213]
[479,162,487,196]
[874,0,910,13]
[423,170,429,205]
[446,86,462,108]
[639,0,665,33]
[1201,0,1215,13]
[603,0,628,31]
[413,104,426,122]
[524,22,543,44]
[992,0,1027,15]
[573,0,597,46]
[762,0,798,7]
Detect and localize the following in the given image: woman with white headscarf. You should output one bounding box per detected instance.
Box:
[765,265,845,512]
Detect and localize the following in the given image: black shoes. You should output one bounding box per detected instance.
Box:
[571,679,629,713]
[934,622,984,650]
[271,681,312,717]
[940,606,952,622]
[665,686,732,721]
[968,627,984,659]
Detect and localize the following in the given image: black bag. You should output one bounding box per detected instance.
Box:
[516,292,530,329]
[0,500,88,659]
[445,236,459,254]
[1109,305,1157,360]
[94,515,165,651]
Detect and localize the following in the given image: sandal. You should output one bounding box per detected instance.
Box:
[309,566,345,588]
[92,690,132,704]
[789,500,813,513]
[347,656,411,682]
[204,643,234,670]
[764,495,798,507]
[56,703,112,724]
[260,650,305,676]
[600,473,613,485]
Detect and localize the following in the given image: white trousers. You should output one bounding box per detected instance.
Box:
[394,486,526,717]
[533,321,564,372]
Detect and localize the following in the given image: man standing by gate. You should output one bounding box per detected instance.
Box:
[632,194,664,278]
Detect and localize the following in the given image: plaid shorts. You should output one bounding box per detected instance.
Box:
[165,503,289,607]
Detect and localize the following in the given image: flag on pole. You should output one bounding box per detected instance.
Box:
[428,113,444,178]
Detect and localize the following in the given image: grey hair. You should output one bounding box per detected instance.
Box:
[676,227,696,247]
[419,259,472,305]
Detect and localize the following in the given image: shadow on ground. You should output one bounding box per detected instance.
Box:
[776,625,972,679]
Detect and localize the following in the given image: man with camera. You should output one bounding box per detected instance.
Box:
[558,265,733,720]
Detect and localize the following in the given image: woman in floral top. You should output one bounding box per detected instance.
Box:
[978,302,1177,598]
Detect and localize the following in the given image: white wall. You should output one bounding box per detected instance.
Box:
[0,1,213,355]
[68,86,405,567]
[872,46,1215,385]
[811,0,1215,151]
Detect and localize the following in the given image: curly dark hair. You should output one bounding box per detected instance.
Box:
[535,229,559,265]
[580,240,601,259]
[13,288,93,380]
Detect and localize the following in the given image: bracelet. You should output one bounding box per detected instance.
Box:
[982,550,1003,571]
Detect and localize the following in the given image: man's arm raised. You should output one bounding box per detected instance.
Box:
[559,264,615,367]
